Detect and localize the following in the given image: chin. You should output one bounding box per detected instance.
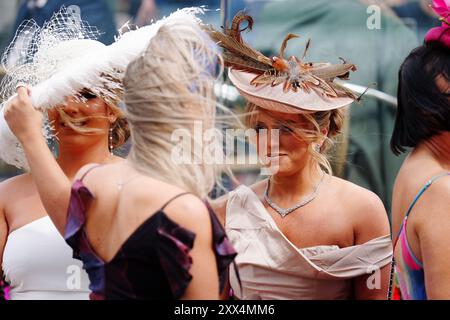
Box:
[262,157,294,175]
[58,134,97,148]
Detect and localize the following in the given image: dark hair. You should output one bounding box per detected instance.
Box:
[390,41,450,155]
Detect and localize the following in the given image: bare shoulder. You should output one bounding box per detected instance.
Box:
[163,192,212,238]
[0,172,31,189]
[0,173,32,203]
[210,180,266,226]
[74,163,105,182]
[418,174,450,221]
[329,176,390,243]
[248,179,268,196]
[330,176,386,212]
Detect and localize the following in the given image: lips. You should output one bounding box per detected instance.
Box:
[267,153,287,157]
[60,120,88,128]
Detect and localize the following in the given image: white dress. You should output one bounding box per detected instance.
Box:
[2,216,90,300]
[226,185,393,300]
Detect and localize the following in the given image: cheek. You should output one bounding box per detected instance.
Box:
[83,99,108,116]
[83,105,109,126]
[280,134,307,152]
[279,135,309,166]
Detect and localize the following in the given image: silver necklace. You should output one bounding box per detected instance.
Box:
[117,162,140,191]
[264,173,325,218]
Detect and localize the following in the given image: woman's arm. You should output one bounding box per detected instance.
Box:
[210,195,232,299]
[165,195,220,299]
[3,87,71,235]
[352,191,391,300]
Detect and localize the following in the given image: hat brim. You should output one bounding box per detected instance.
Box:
[228,69,353,113]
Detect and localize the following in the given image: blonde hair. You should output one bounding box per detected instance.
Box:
[123,18,227,198]
[245,102,346,174]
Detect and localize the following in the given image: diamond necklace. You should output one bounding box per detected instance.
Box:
[264,173,326,218]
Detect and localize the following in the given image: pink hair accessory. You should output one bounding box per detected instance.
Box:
[425,0,450,47]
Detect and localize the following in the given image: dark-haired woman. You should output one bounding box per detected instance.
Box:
[391,0,450,300]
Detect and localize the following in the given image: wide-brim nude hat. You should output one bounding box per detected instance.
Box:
[206,11,359,114]
[228,69,355,114]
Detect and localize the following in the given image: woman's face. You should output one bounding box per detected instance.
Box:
[47,92,115,150]
[253,108,313,176]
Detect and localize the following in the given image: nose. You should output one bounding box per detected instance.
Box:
[61,97,81,115]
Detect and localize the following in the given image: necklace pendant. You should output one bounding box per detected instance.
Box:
[264,173,326,218]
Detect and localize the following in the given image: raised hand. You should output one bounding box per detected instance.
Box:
[3,86,44,144]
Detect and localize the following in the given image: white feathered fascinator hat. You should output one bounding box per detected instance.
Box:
[0,6,206,169]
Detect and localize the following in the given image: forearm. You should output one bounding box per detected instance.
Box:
[21,137,70,235]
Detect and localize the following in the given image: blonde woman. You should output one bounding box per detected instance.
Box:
[211,13,393,300]
[3,13,236,299]
[0,22,129,300]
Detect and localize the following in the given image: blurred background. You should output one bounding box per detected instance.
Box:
[0,0,439,211]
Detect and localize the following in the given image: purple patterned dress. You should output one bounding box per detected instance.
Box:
[64,176,237,300]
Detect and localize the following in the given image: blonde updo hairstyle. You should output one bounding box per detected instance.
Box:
[245,102,346,174]
[123,17,225,198]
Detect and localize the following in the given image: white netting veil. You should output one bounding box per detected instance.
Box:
[0,6,103,101]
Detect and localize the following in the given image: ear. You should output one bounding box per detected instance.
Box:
[106,104,118,124]
[321,127,329,138]
[316,127,328,147]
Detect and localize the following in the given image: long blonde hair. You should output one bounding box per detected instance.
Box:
[123,17,228,198]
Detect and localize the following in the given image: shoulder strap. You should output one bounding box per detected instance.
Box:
[405,172,450,218]
[79,164,104,182]
[159,192,192,211]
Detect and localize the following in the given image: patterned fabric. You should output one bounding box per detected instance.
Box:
[394,172,450,300]
[64,178,237,300]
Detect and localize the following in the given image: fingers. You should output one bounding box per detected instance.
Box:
[13,85,39,111]
[16,86,29,100]
[15,81,26,91]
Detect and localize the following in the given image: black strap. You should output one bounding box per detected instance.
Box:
[159,192,192,211]
[80,164,104,182]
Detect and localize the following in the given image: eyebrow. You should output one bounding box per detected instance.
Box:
[275,119,300,127]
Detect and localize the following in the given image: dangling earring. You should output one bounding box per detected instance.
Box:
[315,143,321,153]
[109,127,114,156]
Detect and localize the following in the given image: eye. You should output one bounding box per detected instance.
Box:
[79,89,96,100]
[254,123,267,131]
[279,125,294,133]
